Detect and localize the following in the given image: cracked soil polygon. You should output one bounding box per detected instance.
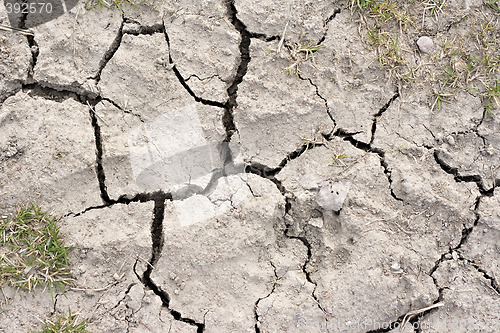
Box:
[423,261,500,332]
[152,174,288,332]
[234,39,334,169]
[0,92,101,215]
[32,6,121,92]
[163,0,241,104]
[234,0,339,43]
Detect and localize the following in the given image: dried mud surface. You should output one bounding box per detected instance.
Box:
[0,1,499,332]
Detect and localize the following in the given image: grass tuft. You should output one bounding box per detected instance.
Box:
[349,0,500,115]
[85,0,144,13]
[0,205,73,291]
[35,308,89,333]
[284,41,323,75]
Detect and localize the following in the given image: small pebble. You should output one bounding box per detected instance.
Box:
[308,217,323,228]
[417,36,434,53]
[446,135,455,146]
[391,262,401,271]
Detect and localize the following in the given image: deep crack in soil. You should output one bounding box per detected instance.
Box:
[136,197,206,332]
[254,263,279,333]
[88,101,111,204]
[223,0,251,142]
[434,149,496,194]
[18,0,39,82]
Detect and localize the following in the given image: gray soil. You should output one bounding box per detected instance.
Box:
[0,1,499,332]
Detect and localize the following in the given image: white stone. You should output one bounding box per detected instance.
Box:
[417,36,434,53]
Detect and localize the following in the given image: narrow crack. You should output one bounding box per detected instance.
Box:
[326,129,403,202]
[284,231,327,316]
[161,22,225,109]
[246,161,331,323]
[318,8,342,44]
[370,90,400,145]
[19,1,39,83]
[298,75,336,124]
[0,90,19,106]
[110,283,136,312]
[433,150,494,195]
[461,257,500,295]
[242,156,330,321]
[417,195,484,328]
[135,197,205,332]
[280,6,341,127]
[185,73,221,83]
[101,97,145,122]
[254,263,279,333]
[434,194,499,292]
[92,16,125,83]
[51,294,59,316]
[428,195,482,278]
[245,140,323,180]
[65,190,174,217]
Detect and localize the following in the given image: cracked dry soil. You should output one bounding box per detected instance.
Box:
[0,1,499,332]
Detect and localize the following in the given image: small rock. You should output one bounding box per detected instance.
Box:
[417,36,434,53]
[308,217,324,228]
[446,135,455,146]
[391,262,401,271]
[315,180,351,212]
